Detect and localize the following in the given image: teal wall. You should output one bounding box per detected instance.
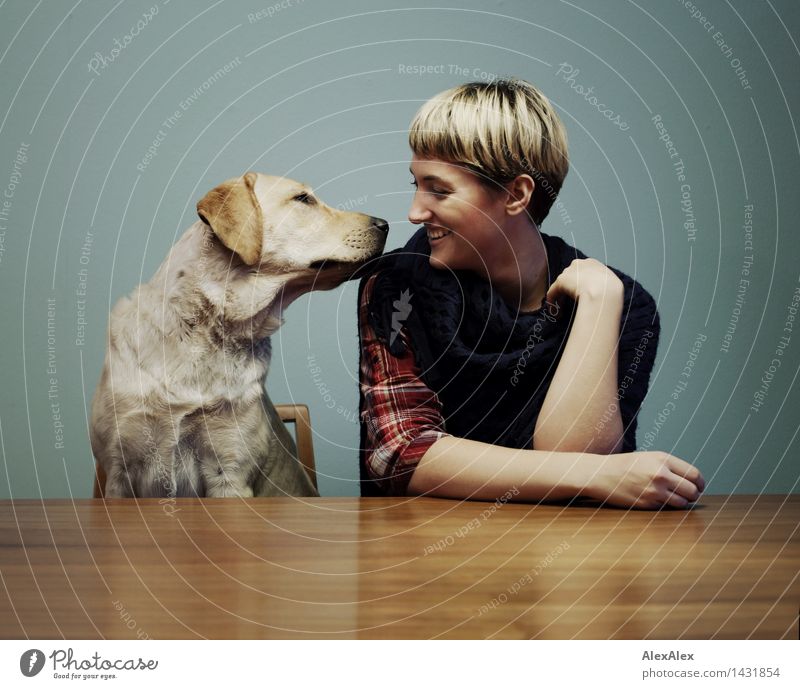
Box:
[1,0,798,498]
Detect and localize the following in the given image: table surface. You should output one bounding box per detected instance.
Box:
[0,495,797,639]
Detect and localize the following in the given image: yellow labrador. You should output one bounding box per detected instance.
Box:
[90,172,388,498]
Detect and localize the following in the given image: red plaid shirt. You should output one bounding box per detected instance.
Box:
[359,273,449,495]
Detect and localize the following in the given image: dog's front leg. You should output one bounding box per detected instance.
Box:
[195,429,257,498]
[103,464,136,498]
[193,399,266,498]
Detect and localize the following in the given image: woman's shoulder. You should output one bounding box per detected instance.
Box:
[358,269,393,309]
[606,262,659,313]
[605,262,661,342]
[360,271,378,296]
[358,272,379,317]
[546,232,658,310]
[546,231,660,331]
[357,240,422,309]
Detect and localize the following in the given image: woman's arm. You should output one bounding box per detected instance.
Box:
[359,273,448,495]
[407,435,591,501]
[534,285,625,454]
[407,436,705,509]
[533,258,625,454]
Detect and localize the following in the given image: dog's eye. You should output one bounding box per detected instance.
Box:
[293,192,316,205]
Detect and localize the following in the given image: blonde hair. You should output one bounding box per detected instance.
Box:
[409,78,569,226]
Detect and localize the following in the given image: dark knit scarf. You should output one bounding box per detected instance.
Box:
[357,227,660,496]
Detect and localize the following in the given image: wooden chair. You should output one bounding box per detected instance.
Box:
[274,403,317,491]
[92,403,316,497]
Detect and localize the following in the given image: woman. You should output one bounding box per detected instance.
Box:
[357,79,705,509]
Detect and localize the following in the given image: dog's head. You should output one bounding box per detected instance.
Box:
[197,172,387,287]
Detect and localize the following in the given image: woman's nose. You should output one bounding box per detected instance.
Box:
[408,190,432,225]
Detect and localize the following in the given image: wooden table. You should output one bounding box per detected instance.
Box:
[0,495,797,639]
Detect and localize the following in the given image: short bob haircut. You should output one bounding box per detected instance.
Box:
[408,78,569,226]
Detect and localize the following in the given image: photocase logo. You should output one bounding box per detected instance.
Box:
[20,649,45,677]
[390,289,413,346]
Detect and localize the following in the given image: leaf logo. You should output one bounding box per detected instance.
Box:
[390,289,413,346]
[20,649,45,677]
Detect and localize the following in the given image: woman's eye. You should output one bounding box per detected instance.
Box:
[293,192,315,205]
[410,180,449,197]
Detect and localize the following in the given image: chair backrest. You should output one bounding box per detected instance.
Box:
[274,403,317,490]
[93,463,106,499]
[92,403,317,497]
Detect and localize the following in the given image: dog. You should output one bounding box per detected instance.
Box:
[90,172,388,498]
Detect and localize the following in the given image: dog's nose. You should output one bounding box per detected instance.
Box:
[370,217,389,235]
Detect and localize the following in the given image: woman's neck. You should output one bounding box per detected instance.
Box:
[484,219,549,312]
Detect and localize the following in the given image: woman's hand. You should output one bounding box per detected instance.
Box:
[585,451,706,509]
[545,257,623,312]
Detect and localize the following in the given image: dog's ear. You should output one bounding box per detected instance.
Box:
[197,172,263,265]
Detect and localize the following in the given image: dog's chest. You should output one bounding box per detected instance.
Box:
[161,335,271,406]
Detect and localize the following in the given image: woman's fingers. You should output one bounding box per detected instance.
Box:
[598,452,705,510]
[545,279,561,303]
[666,455,705,491]
[667,473,702,503]
[663,491,689,509]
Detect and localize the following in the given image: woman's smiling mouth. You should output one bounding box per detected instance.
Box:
[426,227,452,242]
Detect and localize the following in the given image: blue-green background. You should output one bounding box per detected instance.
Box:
[1,0,798,498]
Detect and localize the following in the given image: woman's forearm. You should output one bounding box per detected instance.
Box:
[404,435,706,510]
[406,435,596,501]
[533,289,625,454]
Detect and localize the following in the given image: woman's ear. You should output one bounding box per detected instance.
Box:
[504,174,535,216]
[197,172,263,265]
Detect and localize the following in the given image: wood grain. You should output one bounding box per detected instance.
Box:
[0,495,797,639]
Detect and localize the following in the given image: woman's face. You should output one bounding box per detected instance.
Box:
[408,154,510,275]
